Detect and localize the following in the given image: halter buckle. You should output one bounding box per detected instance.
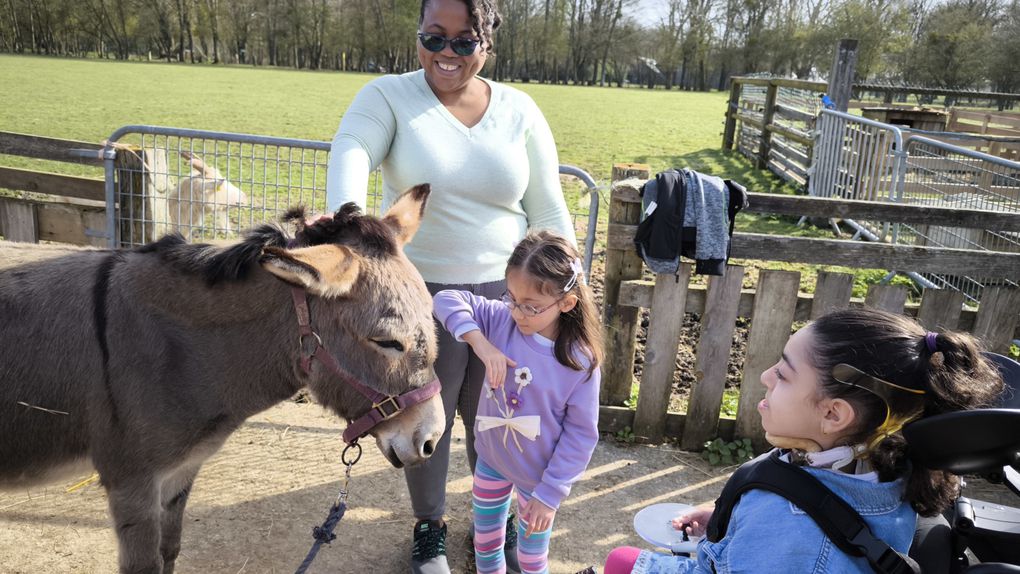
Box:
[373,396,401,419]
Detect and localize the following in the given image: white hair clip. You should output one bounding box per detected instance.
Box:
[563,258,585,292]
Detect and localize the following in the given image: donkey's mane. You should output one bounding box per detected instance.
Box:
[137,202,397,285]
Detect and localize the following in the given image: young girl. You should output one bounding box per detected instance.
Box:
[432,230,603,574]
[604,307,1004,574]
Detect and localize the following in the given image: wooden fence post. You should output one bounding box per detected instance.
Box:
[972,287,1020,353]
[601,163,650,405]
[828,39,859,112]
[115,146,169,246]
[723,78,741,150]
[681,265,745,450]
[864,284,908,313]
[917,288,965,331]
[736,270,800,452]
[810,271,854,319]
[633,264,692,443]
[0,199,38,242]
[757,80,778,169]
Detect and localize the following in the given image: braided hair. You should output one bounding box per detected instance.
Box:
[419,0,502,53]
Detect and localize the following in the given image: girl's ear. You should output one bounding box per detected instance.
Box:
[821,398,857,436]
[558,293,579,314]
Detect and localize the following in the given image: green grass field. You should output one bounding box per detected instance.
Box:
[0,54,796,189]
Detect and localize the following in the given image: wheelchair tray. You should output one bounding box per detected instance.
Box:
[903,408,1020,475]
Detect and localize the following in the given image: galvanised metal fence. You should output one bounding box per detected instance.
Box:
[102,126,600,274]
[809,110,1020,302]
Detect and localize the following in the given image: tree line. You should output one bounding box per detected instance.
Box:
[1,0,1018,92]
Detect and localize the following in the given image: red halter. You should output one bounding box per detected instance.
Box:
[290,287,441,444]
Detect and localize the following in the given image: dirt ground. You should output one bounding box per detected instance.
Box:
[0,402,734,574]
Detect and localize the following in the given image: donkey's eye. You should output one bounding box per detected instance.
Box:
[373,339,406,353]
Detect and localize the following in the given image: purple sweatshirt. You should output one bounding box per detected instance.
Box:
[433,290,601,509]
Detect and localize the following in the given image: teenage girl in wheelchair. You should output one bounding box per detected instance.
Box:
[604,307,1011,574]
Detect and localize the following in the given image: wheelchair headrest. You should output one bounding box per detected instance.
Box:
[985,352,1020,409]
[904,408,1020,475]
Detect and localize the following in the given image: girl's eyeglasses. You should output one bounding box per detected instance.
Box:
[500,291,561,317]
[418,32,480,56]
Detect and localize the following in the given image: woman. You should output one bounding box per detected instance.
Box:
[325,0,575,571]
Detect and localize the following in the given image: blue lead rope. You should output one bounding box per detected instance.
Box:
[294,502,348,574]
[293,441,362,574]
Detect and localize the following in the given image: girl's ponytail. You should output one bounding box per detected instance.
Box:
[809,309,1004,516]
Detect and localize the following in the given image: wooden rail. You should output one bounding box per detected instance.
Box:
[601,177,1020,447]
[0,131,107,244]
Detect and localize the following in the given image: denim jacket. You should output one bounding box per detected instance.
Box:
[634,463,916,574]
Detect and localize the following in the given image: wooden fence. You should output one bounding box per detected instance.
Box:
[0,131,107,245]
[597,164,1020,450]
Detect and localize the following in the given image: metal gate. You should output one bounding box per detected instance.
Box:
[809,110,1020,301]
[102,125,601,274]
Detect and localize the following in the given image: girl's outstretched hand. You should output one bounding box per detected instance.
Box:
[521,498,556,538]
[462,330,517,388]
[671,502,715,538]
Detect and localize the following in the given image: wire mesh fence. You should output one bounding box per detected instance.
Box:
[103,125,600,273]
[809,110,1020,302]
[896,135,1020,299]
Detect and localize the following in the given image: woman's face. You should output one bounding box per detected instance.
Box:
[418,0,488,97]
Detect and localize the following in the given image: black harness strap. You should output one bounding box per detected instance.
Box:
[705,450,918,574]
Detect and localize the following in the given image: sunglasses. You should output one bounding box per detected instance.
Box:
[500,291,561,318]
[417,32,480,56]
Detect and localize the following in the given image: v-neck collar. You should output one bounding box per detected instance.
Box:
[414,70,495,136]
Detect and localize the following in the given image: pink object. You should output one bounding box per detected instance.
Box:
[604,546,642,574]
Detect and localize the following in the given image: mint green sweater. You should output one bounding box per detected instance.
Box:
[326,70,575,284]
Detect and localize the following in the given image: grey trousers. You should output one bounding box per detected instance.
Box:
[405,279,506,521]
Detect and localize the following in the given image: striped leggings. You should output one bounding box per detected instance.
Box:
[473,458,554,574]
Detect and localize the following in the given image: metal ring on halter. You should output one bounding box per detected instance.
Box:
[341,441,363,466]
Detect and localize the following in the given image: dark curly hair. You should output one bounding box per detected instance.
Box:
[419,0,502,53]
[807,308,1004,516]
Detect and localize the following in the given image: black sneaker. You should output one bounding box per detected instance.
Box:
[411,520,450,574]
[504,511,521,574]
[574,567,598,574]
[467,512,521,574]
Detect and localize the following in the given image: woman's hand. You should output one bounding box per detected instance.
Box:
[521,498,556,538]
[462,331,517,388]
[671,502,715,538]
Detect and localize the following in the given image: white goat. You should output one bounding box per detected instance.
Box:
[167,151,247,238]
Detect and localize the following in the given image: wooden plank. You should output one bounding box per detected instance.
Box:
[37,202,108,247]
[810,271,854,319]
[0,166,105,202]
[606,228,1020,278]
[865,284,908,313]
[618,278,1020,340]
[723,79,741,150]
[601,165,650,406]
[633,265,692,443]
[972,287,1020,353]
[0,131,104,165]
[611,191,1020,232]
[596,405,736,443]
[681,265,745,450]
[766,122,813,147]
[917,288,965,331]
[774,104,817,124]
[0,198,38,242]
[736,270,801,451]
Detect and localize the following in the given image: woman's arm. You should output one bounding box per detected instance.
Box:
[325,81,398,212]
[519,102,577,246]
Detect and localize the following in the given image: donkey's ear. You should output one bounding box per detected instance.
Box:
[382,184,431,246]
[260,244,361,298]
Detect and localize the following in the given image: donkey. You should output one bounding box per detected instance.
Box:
[0,185,444,574]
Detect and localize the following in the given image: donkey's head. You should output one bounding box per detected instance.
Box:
[260,185,443,468]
